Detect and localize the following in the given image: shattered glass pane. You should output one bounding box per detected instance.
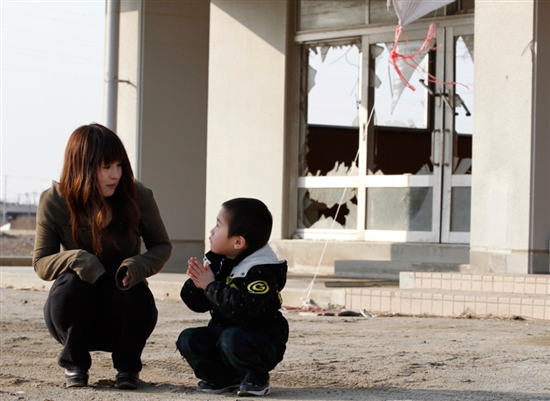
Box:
[453,35,474,175]
[298,0,365,31]
[368,130,433,176]
[455,35,474,135]
[303,127,359,176]
[299,188,358,229]
[367,41,433,176]
[450,187,471,232]
[300,43,360,176]
[366,187,432,231]
[372,41,430,128]
[307,45,360,127]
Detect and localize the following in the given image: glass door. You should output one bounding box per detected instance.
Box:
[363,27,442,242]
[363,24,474,243]
[440,27,474,243]
[295,22,474,244]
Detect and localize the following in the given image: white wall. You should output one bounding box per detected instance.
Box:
[205,1,290,240]
[470,0,549,273]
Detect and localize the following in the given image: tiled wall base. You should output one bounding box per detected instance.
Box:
[345,273,550,321]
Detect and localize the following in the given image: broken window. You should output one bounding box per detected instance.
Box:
[363,39,434,231]
[294,4,474,240]
[299,188,358,229]
[368,41,434,176]
[453,34,474,175]
[298,42,360,230]
[449,34,474,233]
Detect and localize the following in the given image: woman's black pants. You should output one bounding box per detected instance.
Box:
[44,271,157,372]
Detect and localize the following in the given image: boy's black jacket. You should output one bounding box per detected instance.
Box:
[180,244,289,350]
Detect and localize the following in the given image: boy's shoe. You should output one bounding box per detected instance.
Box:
[64,369,89,388]
[115,371,139,390]
[237,382,271,397]
[198,380,240,394]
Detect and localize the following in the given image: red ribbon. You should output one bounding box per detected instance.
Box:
[389,23,461,91]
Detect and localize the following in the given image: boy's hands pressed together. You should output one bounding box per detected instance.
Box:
[187,257,215,290]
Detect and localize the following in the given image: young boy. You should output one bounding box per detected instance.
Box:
[176,198,288,397]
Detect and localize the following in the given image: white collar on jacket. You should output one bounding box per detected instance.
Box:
[229,244,285,279]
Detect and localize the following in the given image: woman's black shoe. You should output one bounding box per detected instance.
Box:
[115,371,139,390]
[64,369,89,387]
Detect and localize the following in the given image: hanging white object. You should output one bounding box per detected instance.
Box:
[389,23,437,91]
[391,0,456,26]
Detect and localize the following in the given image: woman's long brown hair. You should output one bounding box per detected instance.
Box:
[59,124,138,258]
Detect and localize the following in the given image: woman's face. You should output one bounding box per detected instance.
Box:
[97,161,122,198]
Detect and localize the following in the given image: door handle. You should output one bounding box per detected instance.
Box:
[431,129,441,167]
[443,129,451,167]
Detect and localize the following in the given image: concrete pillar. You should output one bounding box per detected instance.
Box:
[104,0,120,131]
[470,1,550,274]
[117,0,210,271]
[117,1,141,173]
[205,1,290,241]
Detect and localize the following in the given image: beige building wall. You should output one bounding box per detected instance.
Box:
[115,2,550,276]
[470,0,550,274]
[118,0,210,271]
[205,1,290,241]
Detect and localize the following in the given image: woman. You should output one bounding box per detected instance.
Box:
[33,123,172,390]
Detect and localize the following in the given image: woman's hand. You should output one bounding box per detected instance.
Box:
[122,268,132,287]
[187,257,215,290]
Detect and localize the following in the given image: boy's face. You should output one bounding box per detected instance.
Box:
[209,207,241,258]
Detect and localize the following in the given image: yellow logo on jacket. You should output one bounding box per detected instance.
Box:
[247,280,269,294]
[226,277,239,290]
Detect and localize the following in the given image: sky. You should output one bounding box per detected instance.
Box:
[1,0,105,205]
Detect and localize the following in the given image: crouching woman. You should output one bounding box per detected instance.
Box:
[33,123,172,389]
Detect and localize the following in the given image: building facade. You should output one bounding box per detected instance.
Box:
[114,0,550,276]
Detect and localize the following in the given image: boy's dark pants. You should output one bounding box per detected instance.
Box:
[176,326,283,387]
[44,271,157,373]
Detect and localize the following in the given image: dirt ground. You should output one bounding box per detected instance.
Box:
[1,286,550,401]
[2,232,550,400]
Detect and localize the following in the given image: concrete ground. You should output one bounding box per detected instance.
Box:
[1,281,550,401]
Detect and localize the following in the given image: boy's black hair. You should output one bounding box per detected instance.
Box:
[222,198,273,254]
